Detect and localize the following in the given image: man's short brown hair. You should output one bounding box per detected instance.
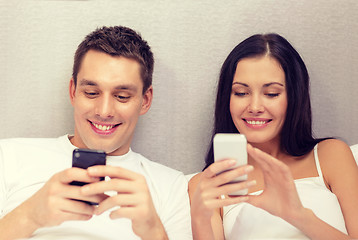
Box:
[72,26,154,94]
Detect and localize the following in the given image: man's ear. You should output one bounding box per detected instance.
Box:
[140,86,153,115]
[69,78,76,106]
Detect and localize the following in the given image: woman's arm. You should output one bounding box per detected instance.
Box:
[318,139,358,237]
[188,160,254,240]
[246,143,357,240]
[189,173,223,240]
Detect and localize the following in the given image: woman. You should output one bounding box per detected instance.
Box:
[189,33,358,239]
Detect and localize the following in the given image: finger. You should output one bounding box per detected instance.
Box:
[72,193,109,205]
[87,165,141,180]
[58,168,100,184]
[202,195,249,210]
[210,165,253,187]
[202,159,240,178]
[81,178,139,195]
[52,208,94,225]
[107,206,136,220]
[247,144,293,181]
[247,144,287,171]
[58,182,108,205]
[61,211,93,222]
[202,179,256,199]
[247,144,271,170]
[95,193,140,215]
[106,205,157,220]
[56,197,96,216]
[218,180,256,197]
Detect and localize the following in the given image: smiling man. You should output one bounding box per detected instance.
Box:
[0,26,191,240]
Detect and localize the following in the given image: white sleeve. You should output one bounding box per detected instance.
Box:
[160,174,192,240]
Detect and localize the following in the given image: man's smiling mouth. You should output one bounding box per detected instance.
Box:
[89,121,121,131]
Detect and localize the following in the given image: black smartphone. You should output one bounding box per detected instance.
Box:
[70,148,106,205]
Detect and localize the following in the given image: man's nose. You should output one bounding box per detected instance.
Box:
[95,94,114,118]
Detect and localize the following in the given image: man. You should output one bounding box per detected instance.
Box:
[0,26,191,240]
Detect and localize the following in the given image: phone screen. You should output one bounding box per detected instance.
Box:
[70,148,106,186]
[213,133,248,195]
[70,148,106,205]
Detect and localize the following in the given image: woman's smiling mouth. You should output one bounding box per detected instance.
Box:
[243,118,272,128]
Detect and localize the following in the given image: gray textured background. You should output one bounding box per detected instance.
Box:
[0,0,357,174]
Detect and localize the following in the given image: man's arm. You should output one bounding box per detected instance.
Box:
[159,173,192,240]
[0,168,106,240]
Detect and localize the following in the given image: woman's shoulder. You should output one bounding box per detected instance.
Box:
[317,138,357,188]
[317,138,353,160]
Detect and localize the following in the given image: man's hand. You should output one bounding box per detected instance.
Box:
[25,167,108,227]
[82,165,169,240]
[0,167,108,240]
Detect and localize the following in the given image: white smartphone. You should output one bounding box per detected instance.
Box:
[213,133,248,195]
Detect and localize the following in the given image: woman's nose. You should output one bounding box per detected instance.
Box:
[248,95,264,114]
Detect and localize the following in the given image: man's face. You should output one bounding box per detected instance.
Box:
[69,50,152,156]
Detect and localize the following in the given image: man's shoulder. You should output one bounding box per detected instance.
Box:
[0,136,61,147]
[0,135,68,155]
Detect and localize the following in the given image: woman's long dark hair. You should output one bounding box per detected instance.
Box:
[204,33,329,170]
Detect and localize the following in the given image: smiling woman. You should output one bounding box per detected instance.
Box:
[188,33,358,240]
[230,57,287,145]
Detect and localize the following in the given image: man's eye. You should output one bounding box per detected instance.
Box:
[115,95,130,100]
[84,92,99,97]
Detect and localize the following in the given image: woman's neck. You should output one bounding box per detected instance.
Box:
[249,137,283,159]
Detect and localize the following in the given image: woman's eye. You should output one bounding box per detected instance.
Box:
[266,93,279,98]
[234,92,248,97]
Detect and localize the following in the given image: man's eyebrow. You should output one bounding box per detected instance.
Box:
[114,84,138,91]
[79,79,97,86]
[78,79,138,91]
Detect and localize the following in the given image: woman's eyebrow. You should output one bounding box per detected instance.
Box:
[232,82,249,87]
[263,82,285,87]
[232,82,285,88]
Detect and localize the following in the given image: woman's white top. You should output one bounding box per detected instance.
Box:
[223,145,347,239]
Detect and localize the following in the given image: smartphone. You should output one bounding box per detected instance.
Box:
[213,133,248,195]
[70,148,106,205]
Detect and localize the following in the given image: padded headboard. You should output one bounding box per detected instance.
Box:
[1,1,358,174]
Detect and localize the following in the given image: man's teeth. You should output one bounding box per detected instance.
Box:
[247,120,267,125]
[92,123,114,131]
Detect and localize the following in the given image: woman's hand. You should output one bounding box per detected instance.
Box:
[246,144,305,223]
[188,159,255,240]
[190,159,255,218]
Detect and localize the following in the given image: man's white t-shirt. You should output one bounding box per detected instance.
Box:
[0,135,192,240]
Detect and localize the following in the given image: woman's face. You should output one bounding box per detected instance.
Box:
[230,56,287,144]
